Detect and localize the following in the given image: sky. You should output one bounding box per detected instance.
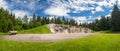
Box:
[0,0,120,23]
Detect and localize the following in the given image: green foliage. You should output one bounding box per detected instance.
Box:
[22,15,28,24]
[111,5,120,31]
[19,25,52,34]
[87,16,111,31]
[0,8,23,32]
[69,19,77,26]
[0,33,120,51]
[62,16,66,24]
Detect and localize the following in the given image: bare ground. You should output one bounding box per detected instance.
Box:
[0,33,95,42]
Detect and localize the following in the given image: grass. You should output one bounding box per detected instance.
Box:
[18,25,52,34]
[0,32,7,36]
[0,33,120,51]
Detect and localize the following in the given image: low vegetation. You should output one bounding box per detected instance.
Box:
[0,33,120,51]
[18,25,52,34]
[0,32,7,36]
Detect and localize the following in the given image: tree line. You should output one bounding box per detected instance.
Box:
[0,8,77,33]
[85,5,120,32]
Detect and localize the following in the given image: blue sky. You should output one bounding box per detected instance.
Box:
[0,0,120,23]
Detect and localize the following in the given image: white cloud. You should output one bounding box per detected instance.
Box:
[97,1,110,7]
[91,11,95,14]
[46,0,117,14]
[12,10,30,18]
[97,17,101,20]
[88,21,92,23]
[23,1,27,3]
[88,16,93,20]
[72,16,87,24]
[28,0,37,11]
[9,0,44,12]
[47,16,58,20]
[91,6,104,14]
[48,16,54,20]
[44,7,69,16]
[106,13,111,17]
[95,6,104,12]
[74,17,87,21]
[0,0,8,9]
[95,16,102,20]
[118,0,120,6]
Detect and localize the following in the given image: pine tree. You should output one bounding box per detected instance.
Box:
[22,15,28,24]
[99,16,110,31]
[32,14,36,27]
[62,16,65,24]
[36,16,41,26]
[111,5,120,31]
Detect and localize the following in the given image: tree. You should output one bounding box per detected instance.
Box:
[69,19,76,26]
[56,18,62,24]
[22,15,28,24]
[111,5,120,31]
[0,8,24,32]
[36,16,41,26]
[99,16,110,31]
[87,16,111,31]
[32,14,37,28]
[62,16,65,24]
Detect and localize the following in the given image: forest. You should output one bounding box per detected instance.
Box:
[0,8,77,33]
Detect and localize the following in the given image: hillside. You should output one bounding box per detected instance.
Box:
[19,25,52,34]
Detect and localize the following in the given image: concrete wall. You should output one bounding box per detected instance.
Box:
[47,24,91,34]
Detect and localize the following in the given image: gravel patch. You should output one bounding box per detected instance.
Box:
[0,33,95,42]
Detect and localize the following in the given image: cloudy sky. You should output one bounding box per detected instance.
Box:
[0,0,120,23]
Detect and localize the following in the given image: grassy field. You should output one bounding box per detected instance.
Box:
[0,33,120,51]
[18,25,52,34]
[0,32,7,36]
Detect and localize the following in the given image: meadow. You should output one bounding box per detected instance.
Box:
[18,25,52,34]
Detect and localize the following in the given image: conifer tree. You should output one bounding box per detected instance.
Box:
[111,5,120,31]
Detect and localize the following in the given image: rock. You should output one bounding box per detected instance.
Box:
[47,24,91,34]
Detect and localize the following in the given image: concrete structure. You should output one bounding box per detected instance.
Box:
[47,24,91,34]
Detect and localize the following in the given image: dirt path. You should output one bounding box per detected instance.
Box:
[0,33,95,42]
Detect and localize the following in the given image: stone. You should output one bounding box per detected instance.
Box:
[47,24,91,34]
